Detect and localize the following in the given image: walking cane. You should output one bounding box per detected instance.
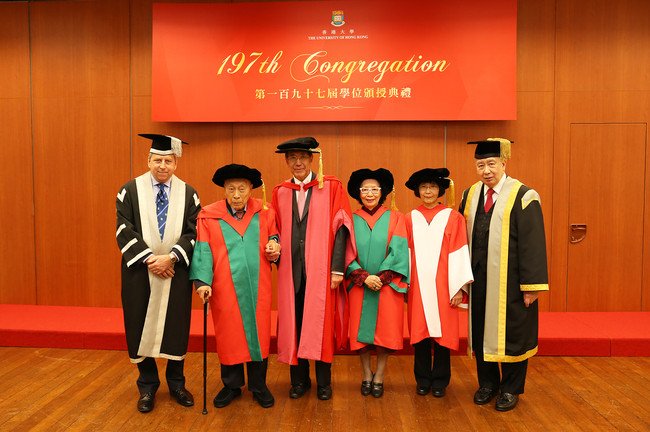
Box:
[202,300,208,415]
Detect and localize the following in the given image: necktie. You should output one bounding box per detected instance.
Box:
[156,184,168,239]
[234,210,245,220]
[484,188,495,213]
[297,182,306,219]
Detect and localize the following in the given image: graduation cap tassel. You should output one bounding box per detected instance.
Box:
[487,137,512,161]
[390,187,398,211]
[315,149,324,189]
[261,180,268,210]
[447,179,455,209]
[170,136,183,157]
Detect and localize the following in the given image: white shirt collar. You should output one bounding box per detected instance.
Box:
[293,171,313,185]
[150,174,172,188]
[484,174,507,197]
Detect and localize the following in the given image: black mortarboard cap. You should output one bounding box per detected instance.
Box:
[405,168,451,198]
[347,168,394,204]
[467,138,513,160]
[212,164,263,189]
[275,136,320,153]
[139,133,187,157]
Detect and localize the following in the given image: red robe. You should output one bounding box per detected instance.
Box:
[346,207,409,351]
[406,204,473,350]
[190,198,277,365]
[272,176,356,364]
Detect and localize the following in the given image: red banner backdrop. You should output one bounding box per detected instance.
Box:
[152,1,516,122]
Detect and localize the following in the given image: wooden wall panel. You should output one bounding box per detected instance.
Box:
[644,113,650,312]
[0,3,36,304]
[130,0,154,99]
[552,0,650,312]
[518,0,556,92]
[30,1,131,306]
[556,0,650,92]
[551,91,650,311]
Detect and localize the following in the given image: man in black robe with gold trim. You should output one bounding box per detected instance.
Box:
[459,138,548,412]
[116,134,200,413]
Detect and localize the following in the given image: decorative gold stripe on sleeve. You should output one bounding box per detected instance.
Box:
[520,283,549,291]
[484,346,538,363]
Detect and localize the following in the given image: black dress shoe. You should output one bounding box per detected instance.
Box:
[317,385,333,400]
[289,381,311,399]
[137,392,155,413]
[495,392,519,412]
[473,387,498,405]
[371,382,384,398]
[416,385,430,396]
[170,387,194,407]
[361,379,372,396]
[213,386,242,408]
[252,388,275,408]
[431,387,446,398]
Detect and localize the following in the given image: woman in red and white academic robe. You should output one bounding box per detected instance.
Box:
[405,168,473,398]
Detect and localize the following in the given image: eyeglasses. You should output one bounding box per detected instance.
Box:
[360,187,381,195]
[286,155,311,164]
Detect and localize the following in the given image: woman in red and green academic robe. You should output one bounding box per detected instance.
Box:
[345,168,409,398]
[404,168,473,398]
[189,164,280,409]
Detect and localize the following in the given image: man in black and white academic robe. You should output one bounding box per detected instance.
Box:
[459,138,548,412]
[116,133,200,413]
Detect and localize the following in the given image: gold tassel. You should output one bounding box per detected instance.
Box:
[316,149,324,189]
[487,137,512,160]
[390,187,398,211]
[447,179,455,209]
[261,180,268,210]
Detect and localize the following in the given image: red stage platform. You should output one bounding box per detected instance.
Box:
[0,305,649,356]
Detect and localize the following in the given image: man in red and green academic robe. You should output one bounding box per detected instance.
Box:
[272,137,356,401]
[345,168,409,398]
[460,138,549,412]
[190,164,280,409]
[405,168,473,399]
[116,134,199,413]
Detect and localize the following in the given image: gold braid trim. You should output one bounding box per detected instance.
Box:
[316,149,324,189]
[261,180,268,210]
[447,179,455,209]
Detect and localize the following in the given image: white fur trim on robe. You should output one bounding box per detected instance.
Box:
[134,173,186,359]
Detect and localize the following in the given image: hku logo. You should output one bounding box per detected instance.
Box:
[331,10,345,27]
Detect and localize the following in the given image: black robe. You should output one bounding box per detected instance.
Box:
[116,173,200,363]
[459,177,548,362]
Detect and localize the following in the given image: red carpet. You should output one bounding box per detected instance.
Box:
[0,305,649,356]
